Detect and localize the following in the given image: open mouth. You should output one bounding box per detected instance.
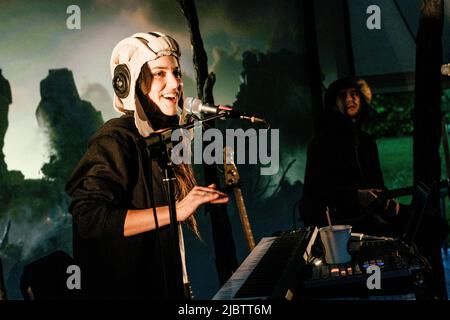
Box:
[162,93,179,104]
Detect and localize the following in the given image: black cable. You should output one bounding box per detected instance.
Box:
[401,242,439,299]
[412,280,439,300]
[146,147,169,300]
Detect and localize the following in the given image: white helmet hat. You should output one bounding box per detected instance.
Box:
[110,32,181,136]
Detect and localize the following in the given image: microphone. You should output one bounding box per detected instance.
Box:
[441,63,450,76]
[183,97,266,124]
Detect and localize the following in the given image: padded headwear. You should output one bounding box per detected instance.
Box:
[110,32,180,136]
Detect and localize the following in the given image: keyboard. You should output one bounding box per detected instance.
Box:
[213,227,318,300]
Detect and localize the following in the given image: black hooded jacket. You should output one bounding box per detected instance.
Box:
[65,95,182,299]
[299,111,388,233]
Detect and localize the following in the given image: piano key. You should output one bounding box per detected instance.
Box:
[213,227,317,300]
[212,237,277,300]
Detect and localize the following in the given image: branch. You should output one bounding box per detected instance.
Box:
[177,0,209,100]
[203,72,216,104]
[272,159,297,196]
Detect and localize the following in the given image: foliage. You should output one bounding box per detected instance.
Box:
[364,92,414,138]
[0,70,104,298]
[365,89,450,139]
[441,89,450,114]
[233,50,314,149]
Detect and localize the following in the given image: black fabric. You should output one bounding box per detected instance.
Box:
[65,114,179,299]
[299,111,396,236]
[20,251,74,300]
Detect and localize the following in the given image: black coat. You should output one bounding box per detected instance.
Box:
[299,112,392,235]
[66,114,180,299]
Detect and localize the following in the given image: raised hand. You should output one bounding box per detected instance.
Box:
[176,184,229,221]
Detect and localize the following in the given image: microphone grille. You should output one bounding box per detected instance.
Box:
[183,97,202,115]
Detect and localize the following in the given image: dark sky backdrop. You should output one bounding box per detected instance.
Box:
[0,0,304,178]
[1,0,450,178]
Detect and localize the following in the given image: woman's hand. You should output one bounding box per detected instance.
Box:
[176,184,229,221]
[357,188,382,208]
[384,198,400,217]
[357,189,400,217]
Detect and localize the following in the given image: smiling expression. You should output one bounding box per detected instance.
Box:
[145,55,183,116]
[336,88,361,118]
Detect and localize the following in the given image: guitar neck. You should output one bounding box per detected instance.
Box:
[183,282,194,300]
[382,186,415,199]
[223,147,256,252]
[382,179,448,199]
[233,187,256,251]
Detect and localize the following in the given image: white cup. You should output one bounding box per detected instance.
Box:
[319,225,352,264]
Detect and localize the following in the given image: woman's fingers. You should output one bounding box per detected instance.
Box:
[195,186,220,192]
[210,197,229,204]
[178,186,230,220]
[193,186,228,197]
[193,188,229,204]
[385,199,400,215]
[368,190,379,199]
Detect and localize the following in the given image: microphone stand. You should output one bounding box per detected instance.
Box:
[145,113,227,299]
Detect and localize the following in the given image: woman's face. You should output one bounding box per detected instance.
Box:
[336,87,361,118]
[146,55,183,116]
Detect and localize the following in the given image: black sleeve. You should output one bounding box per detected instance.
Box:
[299,138,359,226]
[65,133,135,240]
[299,139,329,227]
[332,136,382,220]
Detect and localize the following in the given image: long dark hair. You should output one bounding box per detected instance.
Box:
[138,63,200,239]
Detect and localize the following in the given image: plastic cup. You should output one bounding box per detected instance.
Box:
[319,225,352,264]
